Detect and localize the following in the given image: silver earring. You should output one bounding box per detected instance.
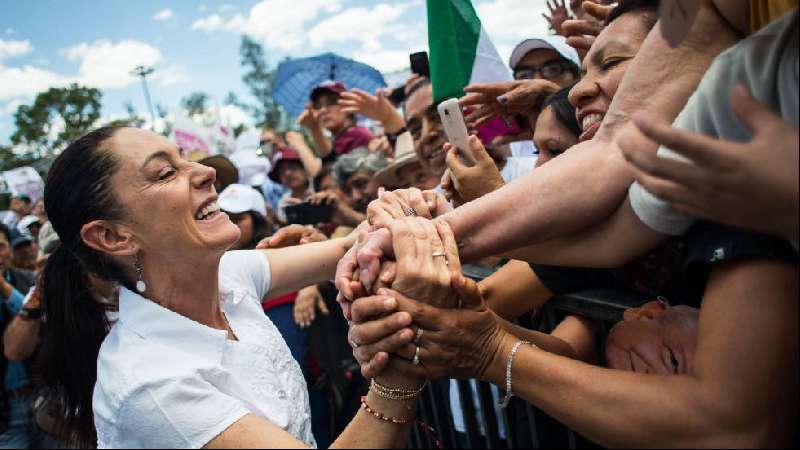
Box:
[134,256,146,293]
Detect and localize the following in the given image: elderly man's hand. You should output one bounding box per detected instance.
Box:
[621,85,800,242]
[444,136,506,205]
[460,79,560,126]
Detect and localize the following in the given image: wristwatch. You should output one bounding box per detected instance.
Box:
[18,308,43,320]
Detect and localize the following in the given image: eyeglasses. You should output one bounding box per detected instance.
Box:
[514,61,570,81]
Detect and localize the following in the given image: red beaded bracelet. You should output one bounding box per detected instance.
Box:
[360,396,412,425]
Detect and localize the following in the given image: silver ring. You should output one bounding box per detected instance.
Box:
[414,327,424,344]
[350,339,359,349]
[413,346,421,366]
[403,207,417,217]
[432,252,446,258]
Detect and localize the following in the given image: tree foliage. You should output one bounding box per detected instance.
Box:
[239,36,289,130]
[181,92,211,118]
[10,83,102,159]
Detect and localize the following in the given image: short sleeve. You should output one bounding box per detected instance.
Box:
[220,251,272,300]
[111,377,251,449]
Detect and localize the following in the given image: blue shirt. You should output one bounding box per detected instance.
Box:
[3,271,29,391]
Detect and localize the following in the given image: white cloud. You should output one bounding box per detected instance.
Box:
[0,39,32,60]
[218,4,237,12]
[153,65,190,87]
[153,9,174,21]
[308,3,412,50]
[0,65,66,101]
[1,99,24,116]
[218,104,253,128]
[351,47,410,73]
[191,0,344,52]
[476,0,550,43]
[65,39,162,89]
[191,14,225,32]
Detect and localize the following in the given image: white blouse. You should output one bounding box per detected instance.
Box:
[93,251,315,449]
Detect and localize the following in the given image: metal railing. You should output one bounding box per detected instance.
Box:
[409,286,649,449]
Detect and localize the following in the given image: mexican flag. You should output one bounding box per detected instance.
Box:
[427,0,512,104]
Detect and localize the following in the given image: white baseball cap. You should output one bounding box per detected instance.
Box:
[509,35,581,72]
[218,184,267,218]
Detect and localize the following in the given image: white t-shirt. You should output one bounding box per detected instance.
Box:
[93,251,315,449]
[500,157,538,183]
[629,11,799,237]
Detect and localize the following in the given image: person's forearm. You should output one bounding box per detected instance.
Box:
[380,112,406,135]
[3,316,40,362]
[330,391,414,449]
[293,141,323,178]
[504,199,667,268]
[482,260,553,321]
[496,317,578,360]
[264,236,356,298]
[309,125,333,158]
[444,6,740,261]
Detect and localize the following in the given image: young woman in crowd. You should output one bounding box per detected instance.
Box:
[37,126,432,449]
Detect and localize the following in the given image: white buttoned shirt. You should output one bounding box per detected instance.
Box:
[93,251,315,449]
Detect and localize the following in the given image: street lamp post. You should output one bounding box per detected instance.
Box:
[130,65,156,130]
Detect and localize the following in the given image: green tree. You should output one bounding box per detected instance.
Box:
[239,36,289,130]
[180,92,211,119]
[10,83,102,159]
[103,101,146,128]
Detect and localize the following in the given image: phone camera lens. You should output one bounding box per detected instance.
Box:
[445,110,450,116]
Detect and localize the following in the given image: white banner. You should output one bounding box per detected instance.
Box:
[2,166,45,203]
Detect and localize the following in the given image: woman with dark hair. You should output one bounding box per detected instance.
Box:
[534,83,582,166]
[37,126,426,448]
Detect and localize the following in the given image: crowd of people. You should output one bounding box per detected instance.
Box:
[0,0,797,448]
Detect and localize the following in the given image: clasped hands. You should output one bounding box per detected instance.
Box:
[334,189,506,383]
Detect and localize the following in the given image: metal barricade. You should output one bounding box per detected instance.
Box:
[409,285,648,449]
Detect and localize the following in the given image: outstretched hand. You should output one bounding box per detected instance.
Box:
[460,80,560,126]
[621,84,799,241]
[543,0,573,35]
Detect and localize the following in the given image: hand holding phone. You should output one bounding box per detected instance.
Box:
[437,98,476,166]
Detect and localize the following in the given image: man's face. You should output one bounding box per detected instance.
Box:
[605,301,699,375]
[0,234,11,275]
[344,170,380,212]
[397,161,440,190]
[514,49,577,87]
[13,242,37,271]
[405,84,447,177]
[277,160,309,192]
[10,198,30,216]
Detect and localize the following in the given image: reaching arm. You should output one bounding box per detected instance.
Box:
[442,3,740,261]
[481,260,554,320]
[3,314,41,362]
[286,132,323,178]
[262,233,357,299]
[482,259,798,448]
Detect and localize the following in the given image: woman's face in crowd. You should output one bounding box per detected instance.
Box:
[228,212,254,250]
[277,161,309,193]
[106,128,241,258]
[605,301,699,375]
[534,106,580,167]
[569,12,650,142]
[315,93,349,133]
[344,170,381,213]
[397,160,440,190]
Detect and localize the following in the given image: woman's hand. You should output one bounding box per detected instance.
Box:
[562,1,615,59]
[285,131,309,151]
[543,0,573,35]
[350,275,507,381]
[293,285,329,328]
[367,188,452,229]
[389,218,461,309]
[339,89,406,133]
[460,80,560,126]
[444,136,506,205]
[256,225,328,249]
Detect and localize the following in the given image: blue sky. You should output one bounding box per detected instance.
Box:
[0,0,551,145]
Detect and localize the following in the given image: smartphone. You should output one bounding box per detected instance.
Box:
[285,202,333,225]
[437,98,476,166]
[409,52,430,78]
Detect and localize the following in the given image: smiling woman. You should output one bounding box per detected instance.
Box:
[37,126,426,449]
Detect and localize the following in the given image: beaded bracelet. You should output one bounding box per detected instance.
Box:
[370,379,427,401]
[500,340,535,409]
[361,396,413,425]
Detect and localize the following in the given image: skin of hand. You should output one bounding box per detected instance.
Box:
[297,102,321,131]
[256,225,328,250]
[444,136,506,204]
[338,89,406,134]
[562,1,616,59]
[621,85,800,242]
[350,273,507,381]
[293,285,329,328]
[368,135,393,156]
[460,79,561,126]
[285,131,308,151]
[366,188,451,229]
[544,0,574,35]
